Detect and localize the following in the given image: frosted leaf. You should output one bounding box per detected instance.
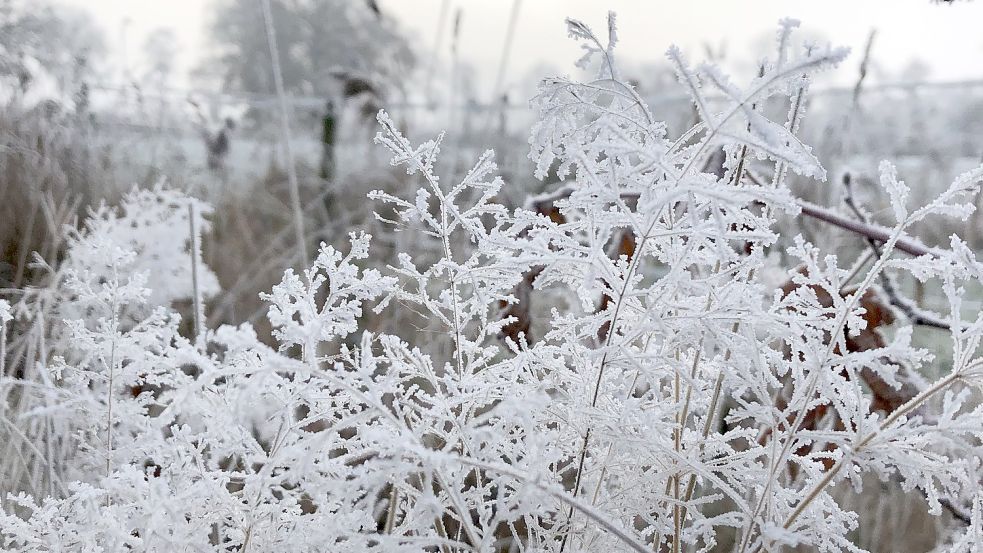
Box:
[374,109,442,177]
[262,232,396,356]
[667,46,714,127]
[774,18,801,69]
[879,161,910,223]
[912,165,983,222]
[565,11,618,76]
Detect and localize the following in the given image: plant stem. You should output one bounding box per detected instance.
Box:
[261,0,309,269]
[764,371,961,550]
[188,203,204,349]
[105,265,120,506]
[384,484,399,534]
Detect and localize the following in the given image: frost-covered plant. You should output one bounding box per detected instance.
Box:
[58,186,220,314]
[3,14,983,553]
[0,185,215,508]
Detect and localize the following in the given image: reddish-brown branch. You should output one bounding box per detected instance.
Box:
[795,199,936,258]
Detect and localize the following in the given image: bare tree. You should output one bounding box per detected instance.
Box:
[200,0,415,99]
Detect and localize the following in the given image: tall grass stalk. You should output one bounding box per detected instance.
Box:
[261,0,310,269]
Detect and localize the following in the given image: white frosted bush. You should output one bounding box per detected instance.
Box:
[2,15,983,553]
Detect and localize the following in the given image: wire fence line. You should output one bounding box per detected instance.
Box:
[84,76,983,110]
[27,76,983,185]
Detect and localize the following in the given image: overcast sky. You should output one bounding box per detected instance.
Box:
[56,0,983,100]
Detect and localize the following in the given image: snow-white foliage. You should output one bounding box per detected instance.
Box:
[61,185,220,311]
[3,15,983,553]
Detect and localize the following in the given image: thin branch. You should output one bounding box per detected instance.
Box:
[795,199,935,257]
[841,173,951,330]
[188,203,205,349]
[452,456,652,553]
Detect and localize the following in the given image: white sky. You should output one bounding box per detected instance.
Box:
[56,0,983,99]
